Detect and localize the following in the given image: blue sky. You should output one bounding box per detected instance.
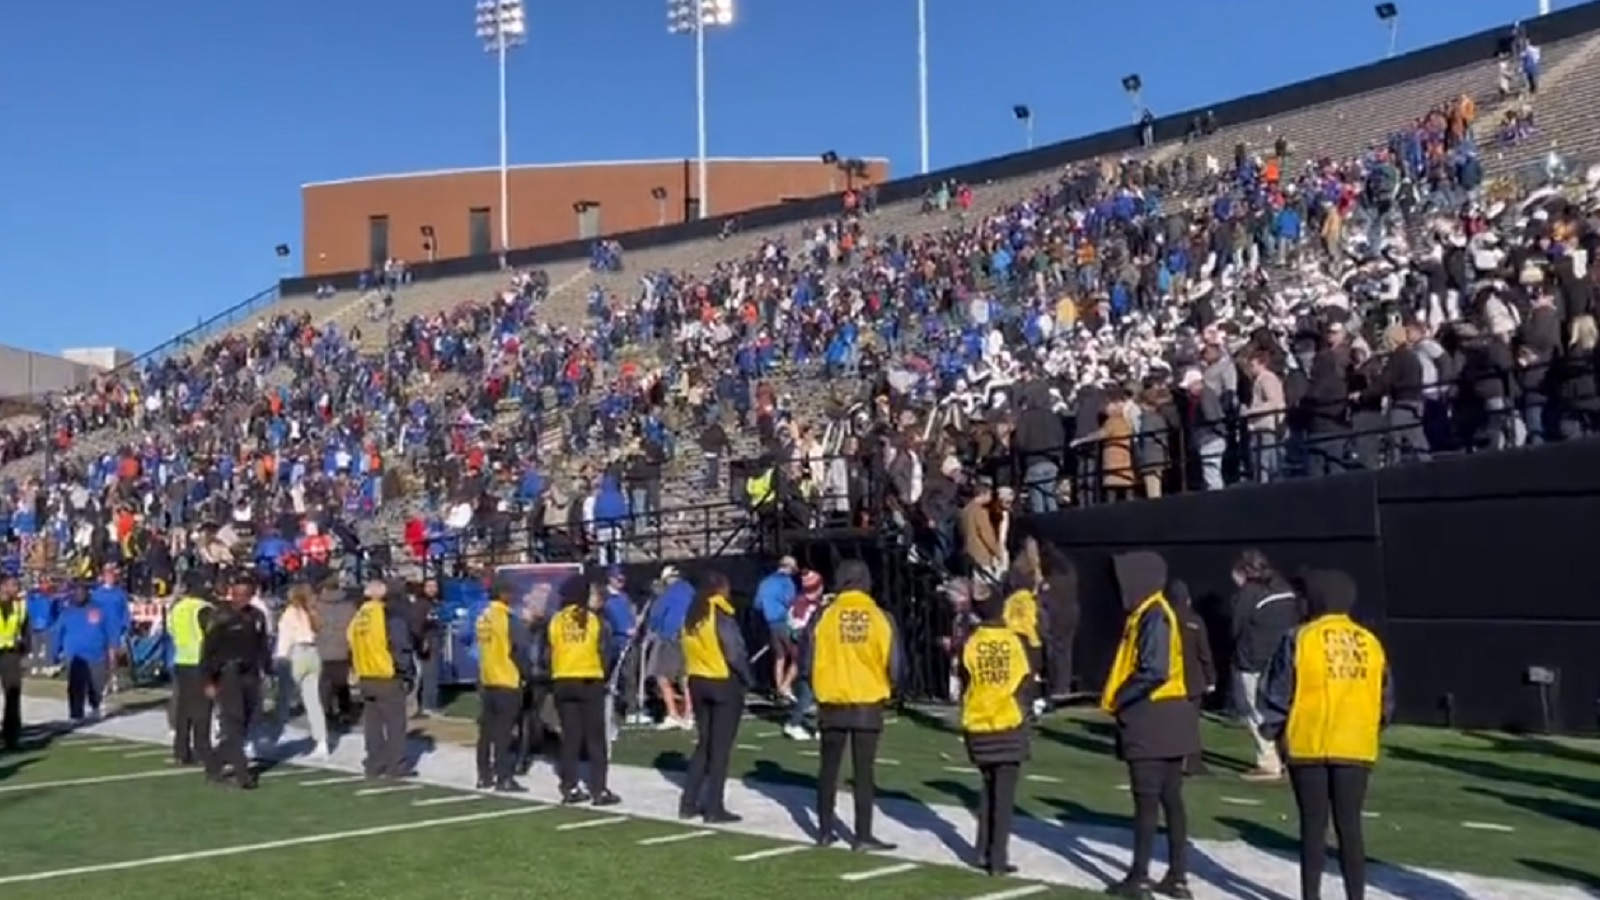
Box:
[0,0,1546,358]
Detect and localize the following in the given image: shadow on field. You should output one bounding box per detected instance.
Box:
[1462,786,1600,831]
[1388,744,1600,803]
[1218,816,1475,899]
[1515,859,1600,891]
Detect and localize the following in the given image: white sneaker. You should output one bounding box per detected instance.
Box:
[625,712,649,726]
[309,743,331,760]
[653,719,678,732]
[783,724,812,741]
[674,716,695,731]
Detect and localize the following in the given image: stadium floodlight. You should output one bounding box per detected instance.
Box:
[667,0,735,220]
[475,0,526,269]
[274,244,291,258]
[1013,104,1033,151]
[916,0,930,174]
[820,150,839,165]
[1374,3,1399,58]
[1121,74,1144,124]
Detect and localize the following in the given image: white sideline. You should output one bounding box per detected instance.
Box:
[0,768,190,794]
[0,807,547,885]
[963,886,1049,900]
[638,829,714,846]
[732,845,810,862]
[840,862,919,882]
[555,816,627,831]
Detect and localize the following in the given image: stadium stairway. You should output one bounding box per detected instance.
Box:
[1476,32,1600,178]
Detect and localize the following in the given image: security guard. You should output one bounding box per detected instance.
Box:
[802,559,904,851]
[1100,551,1197,899]
[476,580,530,792]
[348,579,415,781]
[1258,569,1392,900]
[0,574,27,750]
[678,572,751,823]
[168,576,216,766]
[200,569,271,789]
[546,573,619,806]
[959,588,1032,877]
[1001,562,1045,713]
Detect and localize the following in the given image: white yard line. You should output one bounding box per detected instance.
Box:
[555,816,628,832]
[1220,797,1263,807]
[0,768,189,794]
[963,886,1050,900]
[732,845,811,862]
[121,750,169,759]
[736,744,763,751]
[354,784,422,797]
[839,862,919,882]
[298,775,367,787]
[0,807,547,885]
[1460,821,1516,833]
[637,829,715,846]
[1024,774,1061,784]
[943,766,979,775]
[88,744,128,753]
[412,795,487,808]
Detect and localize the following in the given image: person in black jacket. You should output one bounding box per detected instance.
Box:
[1229,549,1301,782]
[1301,322,1353,477]
[1168,580,1215,778]
[1014,381,1066,514]
[1361,324,1430,464]
[1035,540,1081,703]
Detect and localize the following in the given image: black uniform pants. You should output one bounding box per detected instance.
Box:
[66,657,107,720]
[360,677,409,778]
[976,762,1020,869]
[817,727,880,839]
[681,677,742,815]
[1043,605,1079,699]
[476,685,520,783]
[554,679,608,793]
[0,651,22,749]
[320,660,356,726]
[171,665,213,765]
[517,680,552,768]
[1184,697,1207,774]
[1126,757,1189,881]
[209,670,261,783]
[1289,763,1370,900]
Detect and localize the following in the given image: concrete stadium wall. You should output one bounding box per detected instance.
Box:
[0,344,103,399]
[300,158,891,277]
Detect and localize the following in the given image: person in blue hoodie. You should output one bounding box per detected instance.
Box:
[754,557,799,702]
[24,578,59,676]
[591,474,629,566]
[89,564,132,692]
[54,581,117,721]
[600,566,638,720]
[645,566,695,729]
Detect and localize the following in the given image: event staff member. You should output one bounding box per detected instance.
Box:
[959,589,1032,876]
[1257,569,1392,900]
[517,587,556,775]
[678,572,751,823]
[476,582,531,792]
[1100,551,1197,899]
[1002,562,1045,714]
[348,580,415,781]
[0,574,27,750]
[168,577,216,766]
[200,570,271,789]
[803,559,903,852]
[546,574,620,806]
[54,581,117,722]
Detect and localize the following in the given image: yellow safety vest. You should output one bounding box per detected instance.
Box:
[811,591,893,705]
[682,594,734,680]
[746,469,775,508]
[0,601,24,651]
[960,625,1030,734]
[548,606,603,681]
[1285,614,1387,764]
[168,596,212,667]
[1003,589,1041,649]
[476,601,520,689]
[349,600,396,680]
[1100,592,1187,713]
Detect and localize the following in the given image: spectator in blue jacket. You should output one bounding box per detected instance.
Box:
[754,556,799,702]
[591,474,629,566]
[54,583,117,721]
[89,564,132,693]
[645,566,695,729]
[24,582,59,675]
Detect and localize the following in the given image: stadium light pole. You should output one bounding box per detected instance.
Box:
[1013,105,1033,151]
[668,0,734,220]
[917,0,930,174]
[476,0,526,269]
[1375,3,1399,59]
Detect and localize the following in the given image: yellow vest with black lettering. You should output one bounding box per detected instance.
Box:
[1285,614,1386,764]
[1099,593,1187,713]
[1003,589,1041,649]
[476,600,520,689]
[683,594,735,680]
[811,591,892,705]
[746,469,775,508]
[168,596,211,667]
[349,600,396,680]
[548,606,604,680]
[961,625,1030,733]
[0,601,24,651]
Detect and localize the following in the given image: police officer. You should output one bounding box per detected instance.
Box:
[959,586,1032,877]
[1257,569,1392,900]
[168,575,216,766]
[0,573,27,750]
[1100,551,1197,899]
[803,559,903,851]
[546,574,619,806]
[476,579,530,792]
[200,569,271,789]
[678,571,751,823]
[348,579,414,781]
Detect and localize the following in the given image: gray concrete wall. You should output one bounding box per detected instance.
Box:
[0,344,104,399]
